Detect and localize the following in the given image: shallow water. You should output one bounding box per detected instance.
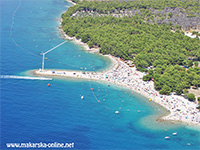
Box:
[1,0,200,149]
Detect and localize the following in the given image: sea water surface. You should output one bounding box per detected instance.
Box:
[0,0,200,149]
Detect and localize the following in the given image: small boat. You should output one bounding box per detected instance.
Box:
[165,136,170,139]
[115,111,120,114]
[172,132,177,136]
[47,83,51,86]
[81,96,84,100]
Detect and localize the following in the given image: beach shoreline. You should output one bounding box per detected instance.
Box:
[59,19,100,54]
[33,2,200,127]
[33,54,200,126]
[65,0,76,6]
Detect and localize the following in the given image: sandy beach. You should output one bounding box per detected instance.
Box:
[34,53,200,126]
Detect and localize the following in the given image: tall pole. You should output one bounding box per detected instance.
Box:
[42,53,45,71]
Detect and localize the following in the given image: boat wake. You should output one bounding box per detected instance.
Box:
[0,75,52,80]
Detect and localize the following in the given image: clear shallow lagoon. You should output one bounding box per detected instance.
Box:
[1,0,200,149]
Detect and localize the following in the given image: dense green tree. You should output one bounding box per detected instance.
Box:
[143,74,152,81]
[87,40,93,48]
[168,12,173,18]
[187,60,193,67]
[154,81,162,91]
[192,80,199,87]
[175,84,183,95]
[194,61,198,67]
[187,93,196,101]
[153,73,161,81]
[159,85,171,95]
[183,89,188,95]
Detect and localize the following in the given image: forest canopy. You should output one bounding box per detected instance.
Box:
[62,0,200,95]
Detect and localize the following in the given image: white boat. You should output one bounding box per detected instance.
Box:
[115,111,120,114]
[172,132,177,136]
[165,136,170,139]
[81,96,84,100]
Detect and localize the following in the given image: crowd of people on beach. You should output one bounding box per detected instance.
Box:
[36,55,200,125]
[102,56,200,125]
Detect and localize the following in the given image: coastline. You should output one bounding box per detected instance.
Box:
[33,55,200,126]
[65,0,76,6]
[59,19,100,54]
[34,3,200,127]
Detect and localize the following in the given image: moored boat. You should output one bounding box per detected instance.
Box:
[115,111,120,114]
[165,136,170,139]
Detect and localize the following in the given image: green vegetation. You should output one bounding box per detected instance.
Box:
[198,97,200,101]
[168,12,173,18]
[62,0,200,96]
[192,31,200,38]
[153,65,200,95]
[187,93,196,101]
[64,0,200,13]
[62,16,199,62]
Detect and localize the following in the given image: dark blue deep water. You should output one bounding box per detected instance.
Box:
[1,0,200,149]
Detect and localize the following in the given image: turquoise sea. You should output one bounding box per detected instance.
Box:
[0,0,200,149]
